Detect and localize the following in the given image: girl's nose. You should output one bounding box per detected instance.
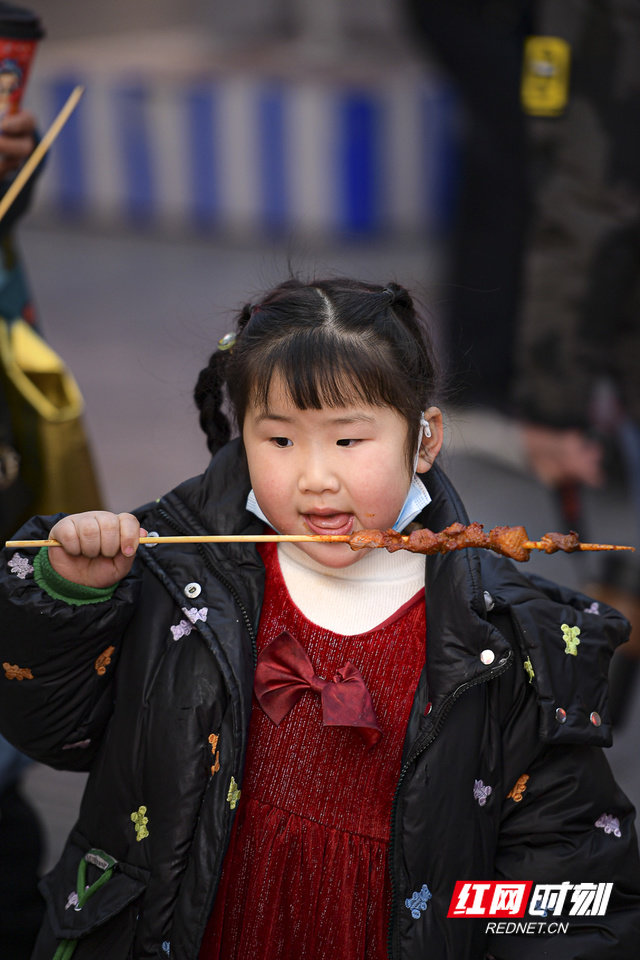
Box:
[297,452,340,494]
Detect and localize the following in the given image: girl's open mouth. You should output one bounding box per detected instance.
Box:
[303,513,355,537]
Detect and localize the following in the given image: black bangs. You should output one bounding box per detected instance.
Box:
[248,329,419,416]
[198,276,440,464]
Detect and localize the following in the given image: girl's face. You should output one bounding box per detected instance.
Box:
[243,374,441,568]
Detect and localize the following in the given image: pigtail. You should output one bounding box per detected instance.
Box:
[236,301,255,335]
[193,303,253,455]
[384,282,422,343]
[383,280,441,409]
[194,351,231,455]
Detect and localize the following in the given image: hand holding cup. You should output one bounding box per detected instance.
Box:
[0,107,35,177]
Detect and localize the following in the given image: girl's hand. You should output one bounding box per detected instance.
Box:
[48,512,144,588]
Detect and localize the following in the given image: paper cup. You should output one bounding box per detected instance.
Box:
[0,3,45,119]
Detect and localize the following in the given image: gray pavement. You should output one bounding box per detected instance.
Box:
[12,221,640,876]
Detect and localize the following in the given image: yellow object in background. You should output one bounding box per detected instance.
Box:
[0,317,83,422]
[0,317,102,518]
[521,36,571,117]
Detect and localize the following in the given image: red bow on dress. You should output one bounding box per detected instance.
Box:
[254,630,382,747]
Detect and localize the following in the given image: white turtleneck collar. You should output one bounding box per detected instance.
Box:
[276,541,425,635]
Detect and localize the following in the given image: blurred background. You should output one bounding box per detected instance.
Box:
[1,0,639,954]
[18,0,456,515]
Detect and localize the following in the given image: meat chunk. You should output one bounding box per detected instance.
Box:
[404,527,441,554]
[538,531,581,554]
[487,526,532,563]
[348,529,388,551]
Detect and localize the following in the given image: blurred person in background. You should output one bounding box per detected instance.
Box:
[0,99,47,960]
[0,0,47,541]
[513,0,640,726]
[405,0,533,416]
[0,733,45,958]
[0,103,44,539]
[0,7,52,956]
[406,0,640,727]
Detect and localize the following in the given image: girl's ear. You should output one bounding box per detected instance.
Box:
[416,406,443,474]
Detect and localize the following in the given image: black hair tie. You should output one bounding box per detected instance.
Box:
[383,285,395,303]
[384,283,410,309]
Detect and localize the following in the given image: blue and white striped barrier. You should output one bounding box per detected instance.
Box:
[26,71,459,239]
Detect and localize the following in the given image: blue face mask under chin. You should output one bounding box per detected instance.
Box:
[245,475,431,533]
[391,475,431,531]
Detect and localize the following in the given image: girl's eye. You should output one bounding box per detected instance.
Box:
[272,437,292,447]
[336,438,359,447]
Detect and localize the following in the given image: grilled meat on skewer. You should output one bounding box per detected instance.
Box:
[347,523,585,562]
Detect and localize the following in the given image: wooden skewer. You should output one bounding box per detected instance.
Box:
[0,85,84,225]
[4,535,634,552]
[5,534,352,548]
[5,534,352,547]
[524,540,633,552]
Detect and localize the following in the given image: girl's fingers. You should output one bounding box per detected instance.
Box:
[74,513,110,558]
[118,513,142,557]
[46,511,139,588]
[95,514,124,558]
[49,515,82,555]
[49,511,140,559]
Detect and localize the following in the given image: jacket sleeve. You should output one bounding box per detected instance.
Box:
[0,514,142,771]
[486,565,640,958]
[490,738,640,958]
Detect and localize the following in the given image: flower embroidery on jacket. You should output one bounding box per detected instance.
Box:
[585,601,600,615]
[65,891,79,910]
[523,657,535,683]
[184,606,208,624]
[227,776,241,810]
[507,774,530,803]
[170,620,191,642]
[95,646,115,676]
[208,733,220,776]
[561,623,581,656]
[8,552,33,579]
[170,606,208,641]
[595,813,621,838]
[473,779,492,806]
[405,884,432,919]
[3,661,33,681]
[131,805,149,841]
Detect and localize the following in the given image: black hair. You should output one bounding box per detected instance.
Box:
[194,277,440,471]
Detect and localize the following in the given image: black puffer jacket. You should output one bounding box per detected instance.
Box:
[1,440,640,960]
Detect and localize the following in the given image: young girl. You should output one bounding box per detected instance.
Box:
[1,277,639,960]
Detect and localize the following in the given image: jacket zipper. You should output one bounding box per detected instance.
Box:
[386,649,514,960]
[157,506,257,664]
[156,504,259,956]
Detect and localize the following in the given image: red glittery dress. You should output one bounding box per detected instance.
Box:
[199,543,426,960]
